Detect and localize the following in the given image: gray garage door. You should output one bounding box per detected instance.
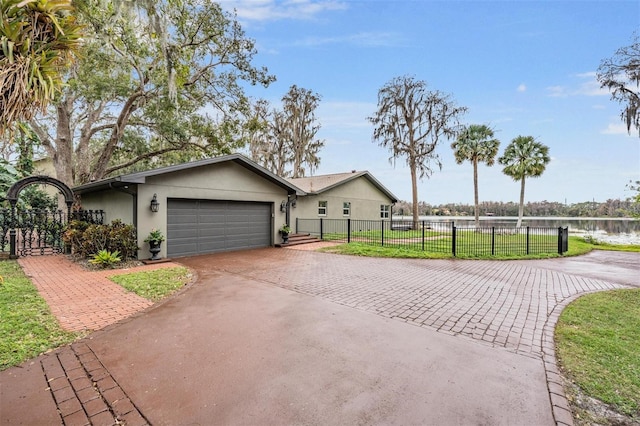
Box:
[167,199,272,258]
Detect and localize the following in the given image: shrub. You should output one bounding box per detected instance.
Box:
[62,220,91,254]
[89,250,121,268]
[81,223,110,255]
[108,220,138,258]
[63,219,138,259]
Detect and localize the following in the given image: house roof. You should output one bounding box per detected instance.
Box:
[73,154,305,195]
[287,171,398,203]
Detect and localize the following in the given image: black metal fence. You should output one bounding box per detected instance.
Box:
[296,218,569,256]
[0,208,105,256]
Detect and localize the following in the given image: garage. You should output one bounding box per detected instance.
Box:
[167,199,272,257]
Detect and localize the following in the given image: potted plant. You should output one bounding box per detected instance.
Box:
[279,224,291,244]
[144,228,165,260]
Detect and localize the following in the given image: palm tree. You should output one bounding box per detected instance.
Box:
[451,124,500,227]
[499,136,551,228]
[0,0,83,133]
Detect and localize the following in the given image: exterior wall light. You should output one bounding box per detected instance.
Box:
[280,200,286,212]
[150,194,160,212]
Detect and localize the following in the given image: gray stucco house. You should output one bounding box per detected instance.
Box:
[287,171,397,222]
[73,154,397,259]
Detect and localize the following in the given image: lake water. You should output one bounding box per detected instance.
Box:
[394,216,640,245]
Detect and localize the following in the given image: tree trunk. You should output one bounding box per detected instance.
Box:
[473,157,479,228]
[75,102,106,184]
[517,177,526,228]
[410,158,419,230]
[53,99,75,187]
[91,90,143,181]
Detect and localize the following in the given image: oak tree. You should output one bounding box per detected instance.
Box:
[368,75,467,225]
[597,33,640,137]
[248,85,324,178]
[25,0,274,186]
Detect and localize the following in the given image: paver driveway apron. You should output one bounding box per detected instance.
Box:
[207,248,627,356]
[3,249,635,425]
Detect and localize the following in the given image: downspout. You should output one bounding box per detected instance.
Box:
[286,193,297,230]
[108,182,138,229]
[285,199,290,227]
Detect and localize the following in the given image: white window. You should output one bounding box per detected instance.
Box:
[343,202,351,216]
[318,201,327,216]
[380,204,390,219]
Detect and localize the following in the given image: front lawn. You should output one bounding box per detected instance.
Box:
[0,260,79,370]
[110,266,192,301]
[556,289,640,422]
[1,262,192,370]
[321,236,639,259]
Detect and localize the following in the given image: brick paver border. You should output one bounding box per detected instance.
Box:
[42,342,149,425]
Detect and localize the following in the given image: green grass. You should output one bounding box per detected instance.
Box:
[1,262,193,370]
[0,260,79,370]
[320,235,638,259]
[109,266,192,302]
[555,289,640,419]
[322,242,564,259]
[321,243,453,259]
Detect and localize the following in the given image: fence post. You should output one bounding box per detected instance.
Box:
[452,222,456,257]
[491,227,495,256]
[526,226,530,255]
[347,218,351,243]
[320,218,324,240]
[421,220,425,251]
[9,205,16,259]
[558,227,568,254]
[381,220,385,247]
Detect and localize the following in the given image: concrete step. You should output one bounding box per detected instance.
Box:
[275,233,323,247]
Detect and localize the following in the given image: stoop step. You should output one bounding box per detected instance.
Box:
[275,233,323,247]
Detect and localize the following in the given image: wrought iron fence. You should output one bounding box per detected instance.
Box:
[296,218,569,256]
[0,208,105,256]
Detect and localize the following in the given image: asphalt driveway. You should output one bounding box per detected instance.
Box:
[2,248,637,425]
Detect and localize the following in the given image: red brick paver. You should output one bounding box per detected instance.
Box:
[196,249,634,426]
[204,249,628,357]
[41,342,149,425]
[18,256,181,332]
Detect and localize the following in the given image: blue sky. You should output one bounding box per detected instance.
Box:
[219,0,640,205]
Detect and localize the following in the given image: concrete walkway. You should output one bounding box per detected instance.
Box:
[1,249,638,425]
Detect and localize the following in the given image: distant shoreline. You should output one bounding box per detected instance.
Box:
[393,216,639,221]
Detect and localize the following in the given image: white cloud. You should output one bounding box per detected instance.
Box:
[601,122,632,135]
[295,31,403,47]
[576,79,609,97]
[575,71,596,79]
[220,0,347,22]
[517,84,526,92]
[546,72,609,98]
[546,85,568,98]
[317,101,376,129]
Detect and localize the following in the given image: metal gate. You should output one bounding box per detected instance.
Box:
[0,208,105,257]
[1,175,104,257]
